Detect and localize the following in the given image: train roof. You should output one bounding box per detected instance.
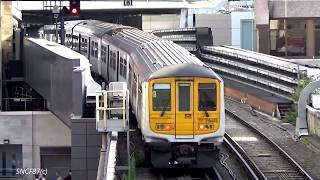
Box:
[70,20,133,37]
[63,20,222,81]
[149,63,221,80]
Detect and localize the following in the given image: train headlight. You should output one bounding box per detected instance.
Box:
[156,123,173,131]
[198,123,213,130]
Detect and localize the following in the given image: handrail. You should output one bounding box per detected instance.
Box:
[96,82,130,133]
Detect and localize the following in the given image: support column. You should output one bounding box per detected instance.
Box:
[0,1,13,111]
[1,1,13,64]
[306,19,315,57]
[256,25,270,54]
[179,9,188,28]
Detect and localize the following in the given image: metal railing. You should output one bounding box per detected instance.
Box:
[96,82,129,132]
[2,98,47,111]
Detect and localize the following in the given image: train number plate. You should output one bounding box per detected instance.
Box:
[199,118,218,123]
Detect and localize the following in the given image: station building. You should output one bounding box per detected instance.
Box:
[255,0,320,58]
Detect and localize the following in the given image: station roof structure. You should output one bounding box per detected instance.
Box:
[13,0,228,11]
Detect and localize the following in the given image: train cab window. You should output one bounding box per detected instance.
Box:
[152,84,171,111]
[101,46,107,63]
[178,83,190,111]
[198,83,217,111]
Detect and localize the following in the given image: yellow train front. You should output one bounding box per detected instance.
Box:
[141,63,225,168]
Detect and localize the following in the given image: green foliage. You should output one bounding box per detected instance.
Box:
[284,78,312,124]
[128,154,136,180]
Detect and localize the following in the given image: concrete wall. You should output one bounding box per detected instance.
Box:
[231,11,255,49]
[142,14,180,32]
[269,0,320,18]
[195,14,231,46]
[0,111,71,180]
[71,118,101,180]
[307,106,320,137]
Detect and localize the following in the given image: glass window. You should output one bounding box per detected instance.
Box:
[101,46,107,63]
[316,19,320,56]
[123,59,127,78]
[110,51,116,70]
[132,73,137,96]
[95,42,98,58]
[120,57,124,76]
[286,19,306,56]
[81,38,88,54]
[270,19,286,56]
[109,51,113,68]
[152,84,171,111]
[91,41,98,58]
[198,83,216,111]
[178,83,190,111]
[113,52,116,70]
[72,35,79,51]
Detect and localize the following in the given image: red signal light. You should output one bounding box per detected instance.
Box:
[71,8,78,15]
[70,0,80,17]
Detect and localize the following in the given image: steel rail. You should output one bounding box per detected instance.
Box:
[225,109,314,180]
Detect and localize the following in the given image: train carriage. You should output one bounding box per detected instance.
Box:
[42,20,225,168]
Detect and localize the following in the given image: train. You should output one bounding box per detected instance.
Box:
[40,20,225,168]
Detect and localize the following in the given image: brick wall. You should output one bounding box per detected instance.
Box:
[225,87,277,116]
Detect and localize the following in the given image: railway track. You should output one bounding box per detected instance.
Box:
[224,109,313,180]
[154,168,220,180]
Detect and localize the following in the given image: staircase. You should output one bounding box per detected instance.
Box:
[277,102,293,119]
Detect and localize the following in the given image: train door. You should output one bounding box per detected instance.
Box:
[175,81,194,138]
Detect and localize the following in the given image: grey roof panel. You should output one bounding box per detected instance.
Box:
[149,63,220,80]
[63,20,220,81]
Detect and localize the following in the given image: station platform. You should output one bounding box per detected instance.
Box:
[224,77,292,118]
[224,78,291,104]
[288,58,320,68]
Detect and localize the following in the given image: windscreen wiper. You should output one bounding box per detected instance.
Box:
[201,104,210,117]
[161,101,169,117]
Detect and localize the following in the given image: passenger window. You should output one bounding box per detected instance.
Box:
[128,65,132,87]
[72,35,79,50]
[91,41,98,58]
[81,38,88,54]
[178,83,190,111]
[132,73,137,96]
[119,57,127,78]
[101,46,107,63]
[153,84,171,111]
[198,83,216,111]
[120,57,124,76]
[123,59,127,78]
[112,52,116,70]
[94,42,98,58]
[110,51,116,70]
